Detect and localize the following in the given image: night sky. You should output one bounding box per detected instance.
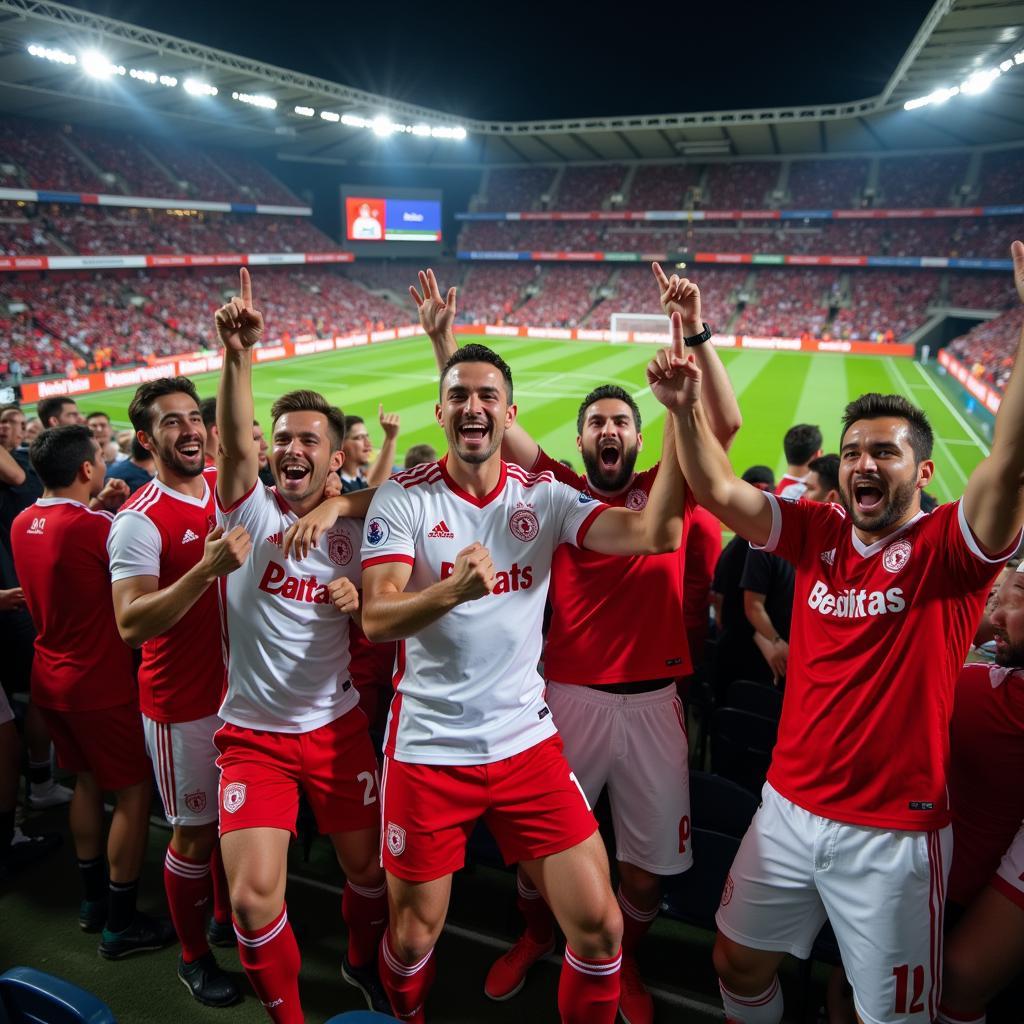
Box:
[62,0,934,120]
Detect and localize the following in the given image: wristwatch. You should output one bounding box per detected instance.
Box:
[684,322,712,347]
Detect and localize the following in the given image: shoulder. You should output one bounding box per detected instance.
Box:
[390,462,444,490]
[120,481,162,517]
[202,465,218,485]
[505,463,559,490]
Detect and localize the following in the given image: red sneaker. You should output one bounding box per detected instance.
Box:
[484,931,555,1001]
[618,954,654,1024]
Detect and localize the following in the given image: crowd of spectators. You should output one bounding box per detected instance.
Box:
[554,165,627,210]
[704,161,781,209]
[732,268,839,338]
[0,308,75,379]
[948,305,1024,391]
[455,264,540,324]
[627,164,702,210]
[478,168,557,211]
[977,149,1024,206]
[0,118,106,193]
[947,273,1018,311]
[786,158,869,208]
[877,153,970,208]
[831,270,940,341]
[507,265,611,327]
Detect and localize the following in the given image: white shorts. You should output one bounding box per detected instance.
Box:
[0,688,13,726]
[545,681,691,875]
[716,783,951,1024]
[993,819,1024,911]
[142,712,221,827]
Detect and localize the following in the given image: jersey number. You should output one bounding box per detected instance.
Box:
[357,770,380,806]
[892,964,925,1014]
[568,771,592,812]
[678,815,691,854]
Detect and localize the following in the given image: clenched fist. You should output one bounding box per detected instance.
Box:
[327,576,359,616]
[199,524,252,579]
[92,477,130,513]
[446,542,495,602]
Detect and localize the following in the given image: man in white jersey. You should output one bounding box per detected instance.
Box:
[669,240,1024,1024]
[212,268,388,1022]
[359,297,694,1024]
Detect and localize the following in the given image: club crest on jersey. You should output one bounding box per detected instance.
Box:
[720,873,734,907]
[509,507,540,542]
[327,530,353,566]
[366,517,390,547]
[386,822,406,856]
[625,488,648,511]
[223,782,246,814]
[184,789,207,814]
[882,539,912,574]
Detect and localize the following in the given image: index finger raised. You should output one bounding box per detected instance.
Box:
[670,310,684,359]
[240,267,253,307]
[651,262,670,288]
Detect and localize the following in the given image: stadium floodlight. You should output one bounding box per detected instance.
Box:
[232,91,277,110]
[294,105,315,117]
[411,123,431,137]
[372,115,395,137]
[81,50,125,78]
[1015,51,1024,65]
[1000,59,1014,72]
[960,68,1000,95]
[320,110,340,122]
[129,68,157,84]
[159,75,177,87]
[27,43,76,65]
[184,78,217,97]
[341,113,368,128]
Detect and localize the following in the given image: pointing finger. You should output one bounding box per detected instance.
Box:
[240,267,253,307]
[651,262,669,288]
[670,311,684,359]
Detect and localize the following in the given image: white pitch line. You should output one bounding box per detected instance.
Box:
[910,360,990,456]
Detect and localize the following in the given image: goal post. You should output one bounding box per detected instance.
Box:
[608,312,672,345]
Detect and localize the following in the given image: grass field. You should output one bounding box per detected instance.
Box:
[58,334,990,505]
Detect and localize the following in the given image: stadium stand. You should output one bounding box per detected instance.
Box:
[456,263,540,324]
[876,153,971,208]
[977,149,1024,205]
[627,164,703,210]
[948,305,1024,391]
[832,270,941,341]
[704,161,781,209]
[731,268,840,338]
[785,158,869,208]
[947,272,1019,311]
[507,264,611,327]
[478,167,558,211]
[554,165,628,210]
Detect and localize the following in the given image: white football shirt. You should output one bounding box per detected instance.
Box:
[217,481,363,733]
[361,457,608,766]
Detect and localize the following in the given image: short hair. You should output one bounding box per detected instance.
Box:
[404,443,437,469]
[86,411,109,423]
[576,384,641,435]
[808,453,840,494]
[36,397,75,428]
[199,397,217,430]
[130,436,152,462]
[840,393,934,463]
[742,465,775,489]
[29,425,97,488]
[343,415,365,438]
[270,390,346,449]
[128,376,200,433]
[783,424,823,465]
[439,344,513,402]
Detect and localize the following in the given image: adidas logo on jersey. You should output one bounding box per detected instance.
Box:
[428,520,455,539]
[182,529,200,544]
[440,560,533,594]
[820,548,836,566]
[807,580,905,619]
[258,560,331,604]
[266,532,282,547]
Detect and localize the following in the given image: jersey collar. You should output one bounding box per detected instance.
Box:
[850,509,926,559]
[438,455,507,508]
[151,473,210,509]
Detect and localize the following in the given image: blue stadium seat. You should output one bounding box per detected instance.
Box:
[689,770,759,838]
[726,679,783,721]
[0,967,116,1024]
[323,1012,400,1023]
[661,828,739,933]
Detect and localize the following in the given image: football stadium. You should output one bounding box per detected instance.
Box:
[2,0,1024,1022]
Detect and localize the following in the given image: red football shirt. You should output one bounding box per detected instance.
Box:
[535,450,694,685]
[947,662,1024,905]
[762,494,1015,830]
[106,467,223,724]
[683,505,722,630]
[11,498,136,712]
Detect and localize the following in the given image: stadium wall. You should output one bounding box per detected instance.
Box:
[937,348,1003,414]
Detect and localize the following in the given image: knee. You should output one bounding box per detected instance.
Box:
[230,875,282,931]
[172,823,218,862]
[942,938,986,1007]
[569,898,623,959]
[713,934,774,991]
[339,848,385,889]
[391,910,443,964]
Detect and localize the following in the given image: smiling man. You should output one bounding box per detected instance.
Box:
[670,241,1024,1024]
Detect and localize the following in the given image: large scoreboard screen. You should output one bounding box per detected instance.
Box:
[341,186,442,256]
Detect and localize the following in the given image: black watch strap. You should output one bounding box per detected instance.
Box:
[684,322,712,347]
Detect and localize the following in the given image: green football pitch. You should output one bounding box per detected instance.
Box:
[63,334,990,506]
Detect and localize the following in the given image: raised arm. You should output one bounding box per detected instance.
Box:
[653,262,742,450]
[411,267,539,469]
[962,240,1024,554]
[0,446,25,487]
[214,267,264,510]
[365,404,399,488]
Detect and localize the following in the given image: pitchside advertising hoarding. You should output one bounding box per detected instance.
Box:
[341,186,442,256]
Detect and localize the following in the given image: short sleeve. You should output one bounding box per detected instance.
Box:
[550,480,608,549]
[361,479,417,569]
[753,491,846,566]
[740,548,774,595]
[941,499,1022,589]
[107,511,162,582]
[216,479,277,536]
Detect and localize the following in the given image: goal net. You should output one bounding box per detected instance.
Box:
[608,312,671,345]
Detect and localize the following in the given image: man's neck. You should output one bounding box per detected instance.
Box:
[42,484,91,505]
[852,506,922,548]
[785,465,809,479]
[156,467,206,499]
[446,453,503,499]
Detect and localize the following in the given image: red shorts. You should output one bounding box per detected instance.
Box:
[380,734,598,883]
[214,708,381,838]
[38,702,149,792]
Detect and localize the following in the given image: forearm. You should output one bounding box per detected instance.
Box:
[0,447,24,486]
[636,418,685,551]
[217,349,256,460]
[427,328,458,372]
[366,439,398,488]
[692,339,742,450]
[363,580,461,642]
[677,402,743,514]
[117,566,213,646]
[744,594,780,642]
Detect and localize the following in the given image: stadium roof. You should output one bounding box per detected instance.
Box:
[1,0,1023,166]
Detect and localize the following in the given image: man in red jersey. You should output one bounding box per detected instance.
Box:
[937,564,1024,1024]
[671,242,1024,1024]
[11,425,166,950]
[108,376,248,1006]
[411,265,740,1023]
[774,424,823,500]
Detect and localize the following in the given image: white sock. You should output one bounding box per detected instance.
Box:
[719,976,783,1024]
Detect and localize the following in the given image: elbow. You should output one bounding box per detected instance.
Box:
[647,521,683,555]
[117,623,145,650]
[360,611,390,644]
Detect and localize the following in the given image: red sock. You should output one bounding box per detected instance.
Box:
[342,880,388,968]
[378,928,435,1023]
[517,874,555,944]
[210,843,231,926]
[558,946,621,1024]
[163,845,211,962]
[617,886,658,955]
[235,905,302,1024]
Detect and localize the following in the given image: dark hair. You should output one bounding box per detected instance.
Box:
[130,436,152,462]
[29,425,97,488]
[741,464,775,489]
[783,424,823,465]
[808,453,840,494]
[439,344,513,402]
[840,393,934,463]
[343,415,365,438]
[36,397,76,428]
[86,410,109,423]
[271,390,346,449]
[576,384,641,435]
[199,397,217,430]
[128,376,200,433]
[404,443,437,469]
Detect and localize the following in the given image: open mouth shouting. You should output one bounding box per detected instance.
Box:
[598,439,622,473]
[457,417,490,450]
[175,438,203,464]
[853,476,886,516]
[279,458,312,491]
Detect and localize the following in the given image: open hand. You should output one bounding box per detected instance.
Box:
[646,312,701,411]
[410,268,457,338]
[215,267,265,352]
[282,498,342,562]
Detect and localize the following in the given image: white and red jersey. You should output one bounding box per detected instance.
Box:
[759,493,1018,831]
[948,662,1024,906]
[533,450,694,684]
[776,473,808,501]
[216,481,363,734]
[11,498,136,712]
[361,457,608,766]
[107,467,223,724]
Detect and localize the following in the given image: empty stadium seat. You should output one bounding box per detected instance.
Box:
[661,828,739,932]
[726,679,783,721]
[0,967,116,1024]
[710,707,778,794]
[688,770,759,838]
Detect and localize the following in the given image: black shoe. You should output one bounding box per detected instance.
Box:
[342,954,392,1013]
[206,916,237,948]
[79,898,107,933]
[177,952,241,1007]
[98,912,176,960]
